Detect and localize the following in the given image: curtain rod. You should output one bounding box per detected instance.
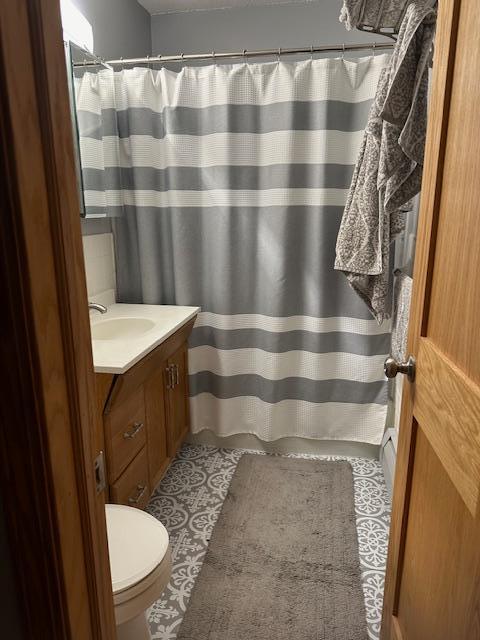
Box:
[73,41,394,68]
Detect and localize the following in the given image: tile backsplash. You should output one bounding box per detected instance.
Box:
[82,233,116,306]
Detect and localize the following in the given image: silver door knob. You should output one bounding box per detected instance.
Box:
[384,355,416,382]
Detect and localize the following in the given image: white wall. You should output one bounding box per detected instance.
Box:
[82,233,116,305]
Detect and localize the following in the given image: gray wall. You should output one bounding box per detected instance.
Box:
[151,1,391,63]
[72,0,151,59]
[72,0,152,234]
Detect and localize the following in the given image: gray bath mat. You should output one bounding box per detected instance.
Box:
[177,454,367,640]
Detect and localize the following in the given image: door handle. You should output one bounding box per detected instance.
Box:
[384,355,416,383]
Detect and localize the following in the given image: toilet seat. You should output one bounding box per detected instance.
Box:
[113,546,172,626]
[105,504,172,635]
[105,504,169,594]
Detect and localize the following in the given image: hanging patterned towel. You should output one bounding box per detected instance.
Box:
[334,1,436,323]
[340,0,409,32]
[391,270,413,361]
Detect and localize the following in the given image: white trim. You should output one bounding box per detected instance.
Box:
[190,394,387,444]
[187,430,381,459]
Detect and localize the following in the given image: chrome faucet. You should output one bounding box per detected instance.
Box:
[88,302,107,314]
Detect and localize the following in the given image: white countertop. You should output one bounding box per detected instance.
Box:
[90,304,200,374]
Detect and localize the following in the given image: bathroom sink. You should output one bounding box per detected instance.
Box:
[89,304,200,373]
[91,317,156,341]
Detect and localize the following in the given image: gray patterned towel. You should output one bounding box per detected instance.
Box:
[340,0,408,31]
[335,1,436,323]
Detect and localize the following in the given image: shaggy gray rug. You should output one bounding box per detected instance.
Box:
[177,454,367,639]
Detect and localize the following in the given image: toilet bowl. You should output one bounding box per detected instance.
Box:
[105,504,172,640]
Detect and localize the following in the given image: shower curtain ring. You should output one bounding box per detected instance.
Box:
[277,47,281,63]
[372,42,376,58]
[212,50,216,65]
[342,43,345,60]
[310,45,314,61]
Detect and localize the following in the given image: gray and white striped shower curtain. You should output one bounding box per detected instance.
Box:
[76,55,391,444]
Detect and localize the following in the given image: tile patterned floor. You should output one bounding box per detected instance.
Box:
[146,444,391,640]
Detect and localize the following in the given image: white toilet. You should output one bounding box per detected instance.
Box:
[105,504,172,640]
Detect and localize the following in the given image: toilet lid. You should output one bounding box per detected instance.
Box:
[105,504,169,594]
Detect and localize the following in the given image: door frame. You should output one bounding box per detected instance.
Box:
[0,1,116,638]
[381,0,461,637]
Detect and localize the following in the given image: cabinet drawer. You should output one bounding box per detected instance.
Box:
[106,385,146,482]
[110,446,150,510]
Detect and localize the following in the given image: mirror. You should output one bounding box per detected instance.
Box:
[64,41,117,218]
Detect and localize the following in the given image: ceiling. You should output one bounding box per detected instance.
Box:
[137,0,317,15]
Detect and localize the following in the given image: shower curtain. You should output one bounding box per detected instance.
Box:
[76,55,391,444]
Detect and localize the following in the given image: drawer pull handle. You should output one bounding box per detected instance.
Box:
[123,421,144,439]
[128,484,147,505]
[166,365,174,389]
[175,363,179,386]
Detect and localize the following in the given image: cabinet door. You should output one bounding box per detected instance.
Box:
[145,367,169,491]
[167,343,190,456]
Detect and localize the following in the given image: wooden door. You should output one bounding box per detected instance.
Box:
[167,344,191,455]
[382,1,480,638]
[0,1,116,638]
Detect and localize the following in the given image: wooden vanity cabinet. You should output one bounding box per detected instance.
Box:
[145,367,169,491]
[95,318,195,509]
